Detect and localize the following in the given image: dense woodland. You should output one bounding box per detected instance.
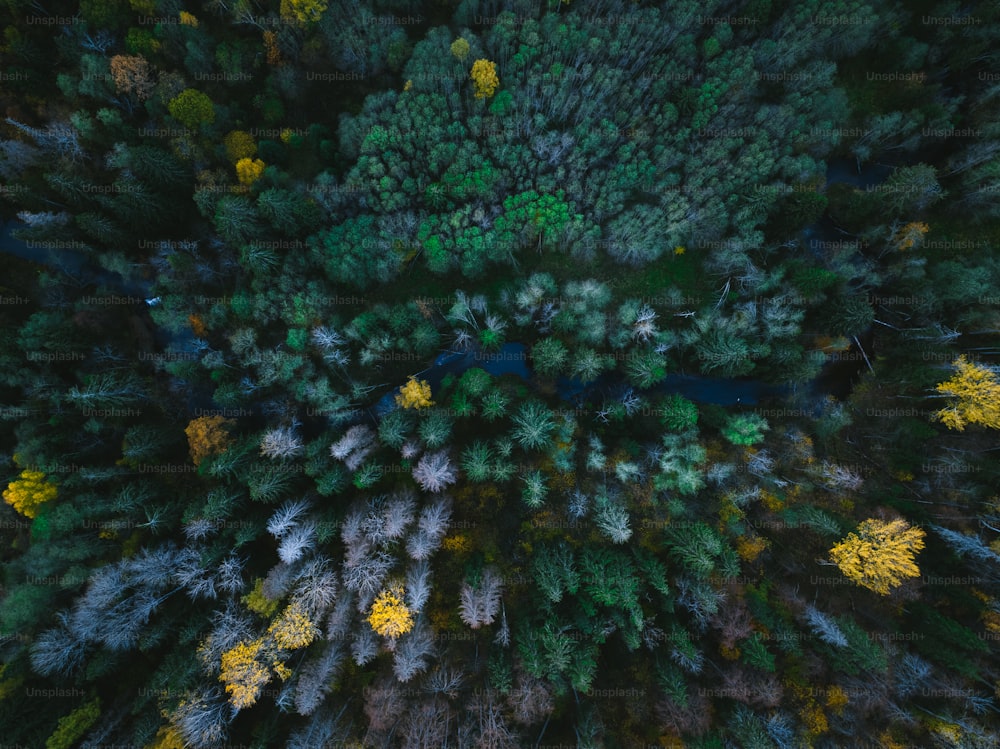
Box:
[2,0,1000,746]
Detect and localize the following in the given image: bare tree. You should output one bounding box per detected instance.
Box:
[406,559,433,613]
[260,424,304,460]
[267,498,311,539]
[413,450,458,493]
[459,567,503,629]
[278,522,316,564]
[394,620,436,682]
[294,642,346,716]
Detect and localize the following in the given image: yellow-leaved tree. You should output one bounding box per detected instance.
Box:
[267,601,318,650]
[219,639,270,710]
[471,59,499,99]
[395,377,434,409]
[933,355,1000,431]
[829,518,925,595]
[3,469,57,518]
[235,157,266,186]
[279,0,327,23]
[368,583,414,639]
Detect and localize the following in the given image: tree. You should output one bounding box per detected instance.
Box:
[109,54,154,100]
[268,600,319,650]
[722,414,769,446]
[829,518,925,595]
[511,400,555,451]
[458,567,503,629]
[451,37,470,61]
[236,157,266,186]
[168,89,215,128]
[45,698,101,749]
[471,59,499,99]
[219,638,271,709]
[224,130,257,162]
[412,450,457,493]
[185,416,235,467]
[368,582,414,639]
[259,425,304,459]
[933,355,1000,430]
[3,468,57,518]
[280,0,328,23]
[396,377,434,409]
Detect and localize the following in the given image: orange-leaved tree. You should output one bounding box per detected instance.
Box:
[109,54,154,101]
[3,468,57,518]
[184,415,235,467]
[933,355,1000,431]
[829,518,925,595]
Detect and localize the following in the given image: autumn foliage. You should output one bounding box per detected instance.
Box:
[830,518,925,595]
[235,157,266,186]
[395,377,434,409]
[109,54,154,101]
[184,415,235,467]
[368,583,414,639]
[3,468,57,518]
[471,59,499,99]
[933,355,1000,431]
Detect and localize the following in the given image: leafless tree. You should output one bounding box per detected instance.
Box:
[459,567,503,629]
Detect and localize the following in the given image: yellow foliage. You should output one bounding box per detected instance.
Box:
[219,639,270,709]
[799,701,828,735]
[878,731,907,749]
[267,601,317,650]
[395,377,434,409]
[3,469,57,518]
[736,535,769,562]
[673,246,686,255]
[719,643,740,660]
[223,130,257,163]
[184,415,234,467]
[759,487,783,513]
[471,59,499,99]
[403,79,413,91]
[236,157,266,186]
[144,725,185,749]
[933,355,1000,431]
[442,533,472,553]
[263,30,281,65]
[368,583,414,639]
[829,518,925,595]
[825,685,848,713]
[243,578,281,618]
[273,661,291,680]
[450,37,470,61]
[279,0,328,23]
[178,11,198,26]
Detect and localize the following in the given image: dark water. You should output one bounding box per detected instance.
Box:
[7,153,897,421]
[374,341,791,416]
[0,218,152,297]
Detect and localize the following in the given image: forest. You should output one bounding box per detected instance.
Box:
[1,0,1000,746]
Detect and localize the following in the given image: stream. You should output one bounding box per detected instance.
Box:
[2,156,892,419]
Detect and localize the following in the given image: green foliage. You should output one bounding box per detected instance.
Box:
[740,633,775,673]
[45,698,101,749]
[659,394,698,432]
[721,413,769,446]
[167,88,215,128]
